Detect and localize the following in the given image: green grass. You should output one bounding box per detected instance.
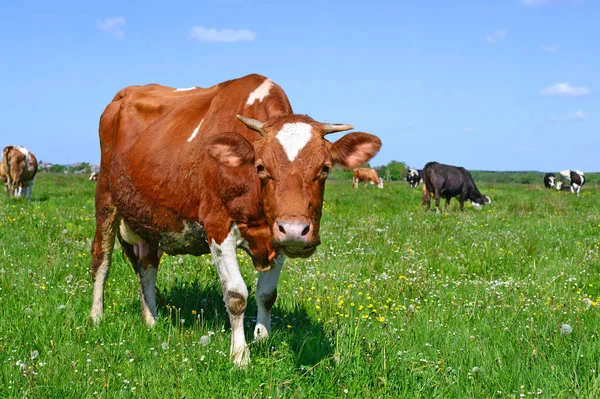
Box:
[1,174,599,398]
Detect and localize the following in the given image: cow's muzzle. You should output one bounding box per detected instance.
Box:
[272,219,320,258]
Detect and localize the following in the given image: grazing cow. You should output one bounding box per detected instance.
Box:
[555,181,574,192]
[407,168,423,188]
[89,172,99,181]
[559,170,585,196]
[90,74,381,367]
[1,145,38,200]
[422,161,490,212]
[352,167,383,188]
[543,173,556,189]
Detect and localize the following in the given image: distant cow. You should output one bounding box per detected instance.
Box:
[559,170,585,196]
[422,161,490,212]
[90,73,381,367]
[407,168,423,188]
[1,145,38,200]
[89,172,99,181]
[555,181,574,192]
[353,168,383,188]
[543,173,555,189]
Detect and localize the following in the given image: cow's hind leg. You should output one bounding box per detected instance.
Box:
[210,225,249,367]
[119,223,162,327]
[434,191,442,213]
[90,204,118,324]
[254,254,285,341]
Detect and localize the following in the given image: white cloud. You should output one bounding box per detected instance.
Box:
[189,26,256,43]
[542,44,560,52]
[485,29,507,44]
[541,82,590,96]
[547,110,588,123]
[97,17,125,40]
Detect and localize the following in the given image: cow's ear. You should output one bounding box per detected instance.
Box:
[330,133,381,168]
[207,133,255,168]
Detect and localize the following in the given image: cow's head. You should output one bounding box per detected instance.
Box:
[548,176,556,188]
[207,114,381,258]
[471,195,491,209]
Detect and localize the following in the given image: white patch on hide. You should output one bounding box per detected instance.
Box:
[276,123,312,162]
[174,87,196,92]
[246,79,273,106]
[187,119,203,143]
[559,170,571,179]
[119,220,142,245]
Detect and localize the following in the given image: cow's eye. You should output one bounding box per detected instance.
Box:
[256,163,270,179]
[320,165,330,178]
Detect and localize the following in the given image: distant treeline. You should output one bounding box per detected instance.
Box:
[330,160,597,185]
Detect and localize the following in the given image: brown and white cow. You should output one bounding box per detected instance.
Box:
[1,145,38,200]
[352,167,383,188]
[90,74,381,366]
[89,172,99,181]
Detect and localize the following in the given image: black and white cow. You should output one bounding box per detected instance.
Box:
[407,168,423,188]
[559,170,585,196]
[555,181,574,192]
[543,173,556,189]
[422,161,490,212]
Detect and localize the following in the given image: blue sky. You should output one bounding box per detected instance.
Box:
[1,0,598,171]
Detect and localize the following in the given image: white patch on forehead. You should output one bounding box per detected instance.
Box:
[246,79,273,106]
[174,87,196,92]
[276,123,313,162]
[187,119,203,142]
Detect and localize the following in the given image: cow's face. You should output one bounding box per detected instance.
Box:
[471,195,491,209]
[208,114,381,258]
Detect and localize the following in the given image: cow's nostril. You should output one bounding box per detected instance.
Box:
[278,223,286,234]
[301,224,310,236]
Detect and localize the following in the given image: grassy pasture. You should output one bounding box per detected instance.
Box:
[0,174,599,398]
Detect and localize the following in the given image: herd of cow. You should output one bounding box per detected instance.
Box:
[0,74,589,367]
[543,170,586,195]
[354,164,585,213]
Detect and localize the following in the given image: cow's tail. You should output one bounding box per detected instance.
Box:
[1,146,13,175]
[422,162,436,189]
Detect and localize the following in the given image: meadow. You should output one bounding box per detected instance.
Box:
[0,173,599,398]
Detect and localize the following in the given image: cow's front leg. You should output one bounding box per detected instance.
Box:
[254,254,285,341]
[210,225,249,367]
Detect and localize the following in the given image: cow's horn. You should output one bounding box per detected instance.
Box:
[237,115,264,135]
[322,123,354,135]
[484,195,492,204]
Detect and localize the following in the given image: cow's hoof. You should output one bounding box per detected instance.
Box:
[253,325,269,342]
[142,312,157,328]
[232,347,250,368]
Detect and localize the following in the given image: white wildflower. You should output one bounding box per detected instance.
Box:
[560,323,573,335]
